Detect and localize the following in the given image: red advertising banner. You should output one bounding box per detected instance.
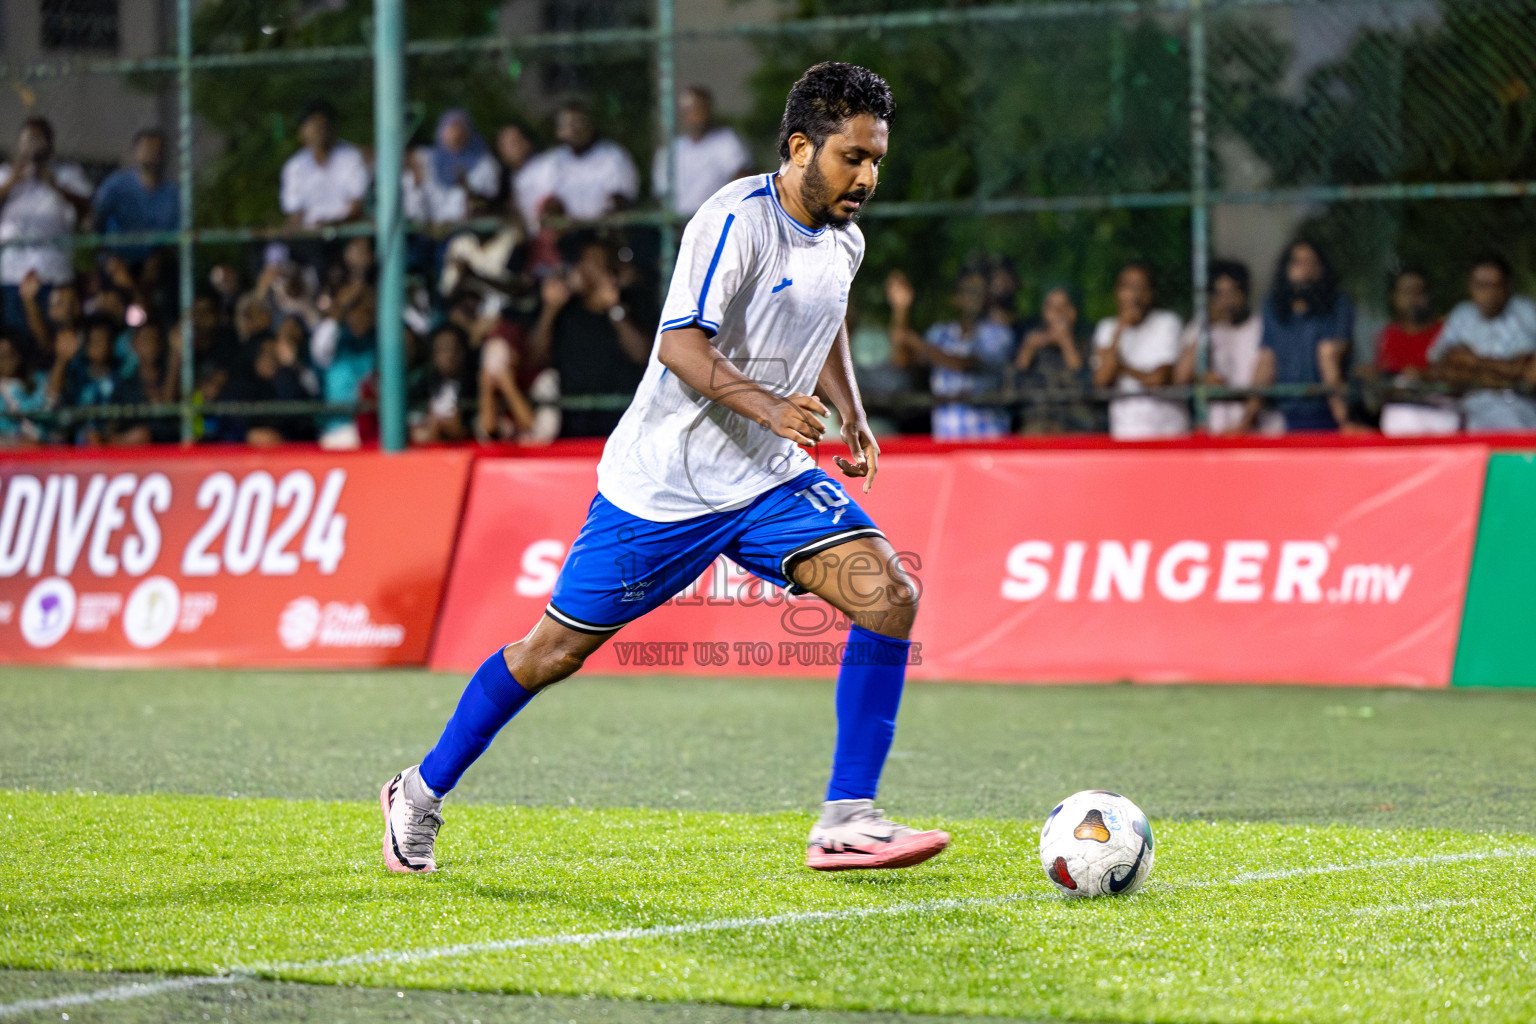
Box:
[0,450,472,666]
[431,446,1485,686]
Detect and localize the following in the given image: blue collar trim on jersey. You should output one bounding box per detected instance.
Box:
[768,173,826,237]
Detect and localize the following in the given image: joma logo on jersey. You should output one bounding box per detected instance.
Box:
[1000,539,1413,606]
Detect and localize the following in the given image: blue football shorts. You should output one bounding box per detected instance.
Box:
[546,466,884,633]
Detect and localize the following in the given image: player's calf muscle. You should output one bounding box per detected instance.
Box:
[502,621,610,691]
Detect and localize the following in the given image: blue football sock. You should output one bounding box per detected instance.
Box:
[825,624,911,802]
[419,648,534,796]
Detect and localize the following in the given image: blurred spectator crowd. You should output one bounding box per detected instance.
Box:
[879,244,1536,442]
[3,89,1536,448]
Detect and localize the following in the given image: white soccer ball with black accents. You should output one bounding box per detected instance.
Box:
[1039,790,1155,897]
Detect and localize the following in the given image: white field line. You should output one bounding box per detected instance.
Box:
[0,975,234,1018]
[1223,846,1536,884]
[260,892,1057,973]
[5,844,1535,1019]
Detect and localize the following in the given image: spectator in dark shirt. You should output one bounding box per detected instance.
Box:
[529,232,653,438]
[116,321,179,443]
[234,291,275,359]
[51,313,141,445]
[92,129,179,270]
[227,325,320,446]
[16,269,78,365]
[985,257,1024,337]
[411,323,475,444]
[0,331,50,444]
[1249,240,1361,433]
[172,290,242,381]
[1014,285,1098,434]
[494,122,536,208]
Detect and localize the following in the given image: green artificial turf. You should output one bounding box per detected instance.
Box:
[5,668,1536,1023]
[4,668,1536,832]
[0,969,1045,1024]
[4,790,1535,1023]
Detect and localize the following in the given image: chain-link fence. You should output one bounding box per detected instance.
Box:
[0,0,1532,447]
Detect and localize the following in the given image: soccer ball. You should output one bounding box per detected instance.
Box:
[1039,790,1155,897]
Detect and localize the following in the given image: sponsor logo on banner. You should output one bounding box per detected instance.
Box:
[0,452,470,666]
[123,576,181,649]
[20,577,76,648]
[279,597,405,651]
[278,596,323,650]
[431,448,1484,685]
[999,537,1413,606]
[75,592,124,632]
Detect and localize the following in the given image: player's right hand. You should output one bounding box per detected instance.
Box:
[763,393,828,446]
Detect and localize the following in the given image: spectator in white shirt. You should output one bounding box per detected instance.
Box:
[1421,255,1536,431]
[1175,259,1278,435]
[652,86,753,218]
[280,100,371,229]
[514,99,639,231]
[403,109,500,228]
[1093,260,1189,440]
[0,117,92,351]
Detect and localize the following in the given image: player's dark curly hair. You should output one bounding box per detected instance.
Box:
[777,62,894,161]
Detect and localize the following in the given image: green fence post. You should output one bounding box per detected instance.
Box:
[655,0,677,294]
[1188,0,1209,429]
[176,0,195,444]
[374,0,407,452]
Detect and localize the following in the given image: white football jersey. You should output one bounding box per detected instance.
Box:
[597,173,864,521]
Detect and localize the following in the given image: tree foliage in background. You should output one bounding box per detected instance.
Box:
[745,0,1198,325]
[140,0,1536,323]
[142,0,654,236]
[1229,0,1536,306]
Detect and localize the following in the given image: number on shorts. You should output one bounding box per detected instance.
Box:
[794,481,849,514]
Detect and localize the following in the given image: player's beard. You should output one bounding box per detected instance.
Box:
[801,156,871,232]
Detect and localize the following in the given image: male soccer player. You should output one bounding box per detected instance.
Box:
[382,62,949,874]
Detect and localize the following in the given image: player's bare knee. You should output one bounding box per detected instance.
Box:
[873,594,918,640]
[880,567,919,629]
[501,637,588,691]
[546,644,591,685]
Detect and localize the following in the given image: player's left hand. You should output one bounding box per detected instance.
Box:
[833,418,880,493]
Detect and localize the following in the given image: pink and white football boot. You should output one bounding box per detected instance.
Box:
[380,765,443,874]
[805,799,950,871]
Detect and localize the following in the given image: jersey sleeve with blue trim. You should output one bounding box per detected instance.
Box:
[658,196,764,337]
